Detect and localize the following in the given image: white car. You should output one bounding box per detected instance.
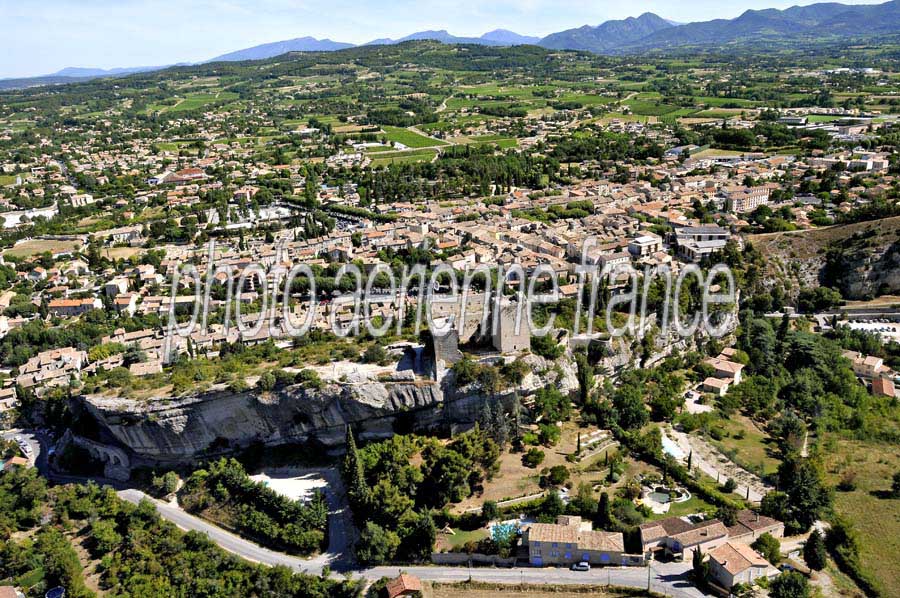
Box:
[571,562,590,572]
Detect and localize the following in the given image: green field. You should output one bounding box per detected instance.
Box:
[0,175,16,186]
[824,437,900,598]
[371,148,438,167]
[147,92,239,114]
[807,115,846,123]
[625,101,683,116]
[381,126,447,148]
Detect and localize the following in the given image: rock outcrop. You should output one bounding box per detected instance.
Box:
[749,216,900,301]
[80,380,444,466]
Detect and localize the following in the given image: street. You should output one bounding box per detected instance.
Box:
[5,428,708,596]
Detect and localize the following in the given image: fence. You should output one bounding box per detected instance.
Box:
[432,552,517,567]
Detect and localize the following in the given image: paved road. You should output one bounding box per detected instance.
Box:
[113,490,704,596]
[5,428,708,596]
[364,562,703,597]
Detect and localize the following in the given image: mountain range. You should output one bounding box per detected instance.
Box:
[208,37,354,62]
[363,29,540,48]
[5,1,900,86]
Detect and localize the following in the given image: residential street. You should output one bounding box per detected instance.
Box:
[119,489,704,596]
[7,428,708,596]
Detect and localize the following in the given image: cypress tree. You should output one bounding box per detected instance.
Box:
[343,426,369,508]
[597,492,612,528]
[803,530,827,571]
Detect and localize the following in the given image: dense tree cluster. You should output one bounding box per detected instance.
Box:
[180,458,327,555]
[342,428,499,564]
[0,470,354,598]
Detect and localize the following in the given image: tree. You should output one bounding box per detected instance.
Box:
[533,385,571,422]
[716,504,738,527]
[522,448,545,468]
[892,471,900,498]
[691,547,708,582]
[482,500,499,522]
[151,471,179,497]
[575,351,594,404]
[36,528,90,597]
[531,334,563,359]
[770,572,810,598]
[257,371,276,391]
[400,510,436,562]
[597,492,612,529]
[772,457,833,534]
[356,521,400,565]
[540,490,565,520]
[89,519,122,556]
[612,385,648,431]
[752,532,782,565]
[803,530,827,571]
[342,427,370,508]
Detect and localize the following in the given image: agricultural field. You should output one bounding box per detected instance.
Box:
[822,436,900,598]
[146,91,239,114]
[370,148,439,167]
[704,415,781,478]
[4,238,83,259]
[381,125,447,148]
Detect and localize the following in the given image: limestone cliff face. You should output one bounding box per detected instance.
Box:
[77,315,730,468]
[80,380,443,466]
[749,217,900,301]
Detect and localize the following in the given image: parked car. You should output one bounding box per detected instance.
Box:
[570,562,590,572]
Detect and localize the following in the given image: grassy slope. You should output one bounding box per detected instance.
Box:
[823,436,900,598]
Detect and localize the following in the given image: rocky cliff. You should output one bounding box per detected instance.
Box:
[749,216,900,301]
[78,352,580,468]
[80,380,445,466]
[75,318,727,470]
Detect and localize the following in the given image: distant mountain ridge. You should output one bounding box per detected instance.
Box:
[616,0,900,51]
[52,65,169,78]
[364,29,538,47]
[5,1,900,87]
[208,37,354,62]
[539,13,675,53]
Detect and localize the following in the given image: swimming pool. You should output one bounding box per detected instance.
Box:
[648,491,671,504]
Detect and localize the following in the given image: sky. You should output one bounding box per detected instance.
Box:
[0,0,888,79]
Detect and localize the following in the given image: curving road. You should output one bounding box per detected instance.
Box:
[4,429,706,596]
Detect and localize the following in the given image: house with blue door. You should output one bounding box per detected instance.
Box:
[524,515,627,567]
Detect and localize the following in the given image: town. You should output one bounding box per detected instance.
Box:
[1,4,900,598]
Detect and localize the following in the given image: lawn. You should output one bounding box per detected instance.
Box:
[822,436,900,598]
[370,148,438,167]
[648,495,715,520]
[705,415,780,478]
[0,175,17,186]
[4,238,83,259]
[381,126,447,148]
[691,148,745,158]
[435,527,490,551]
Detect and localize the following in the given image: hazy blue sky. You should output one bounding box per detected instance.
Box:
[1,0,887,78]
